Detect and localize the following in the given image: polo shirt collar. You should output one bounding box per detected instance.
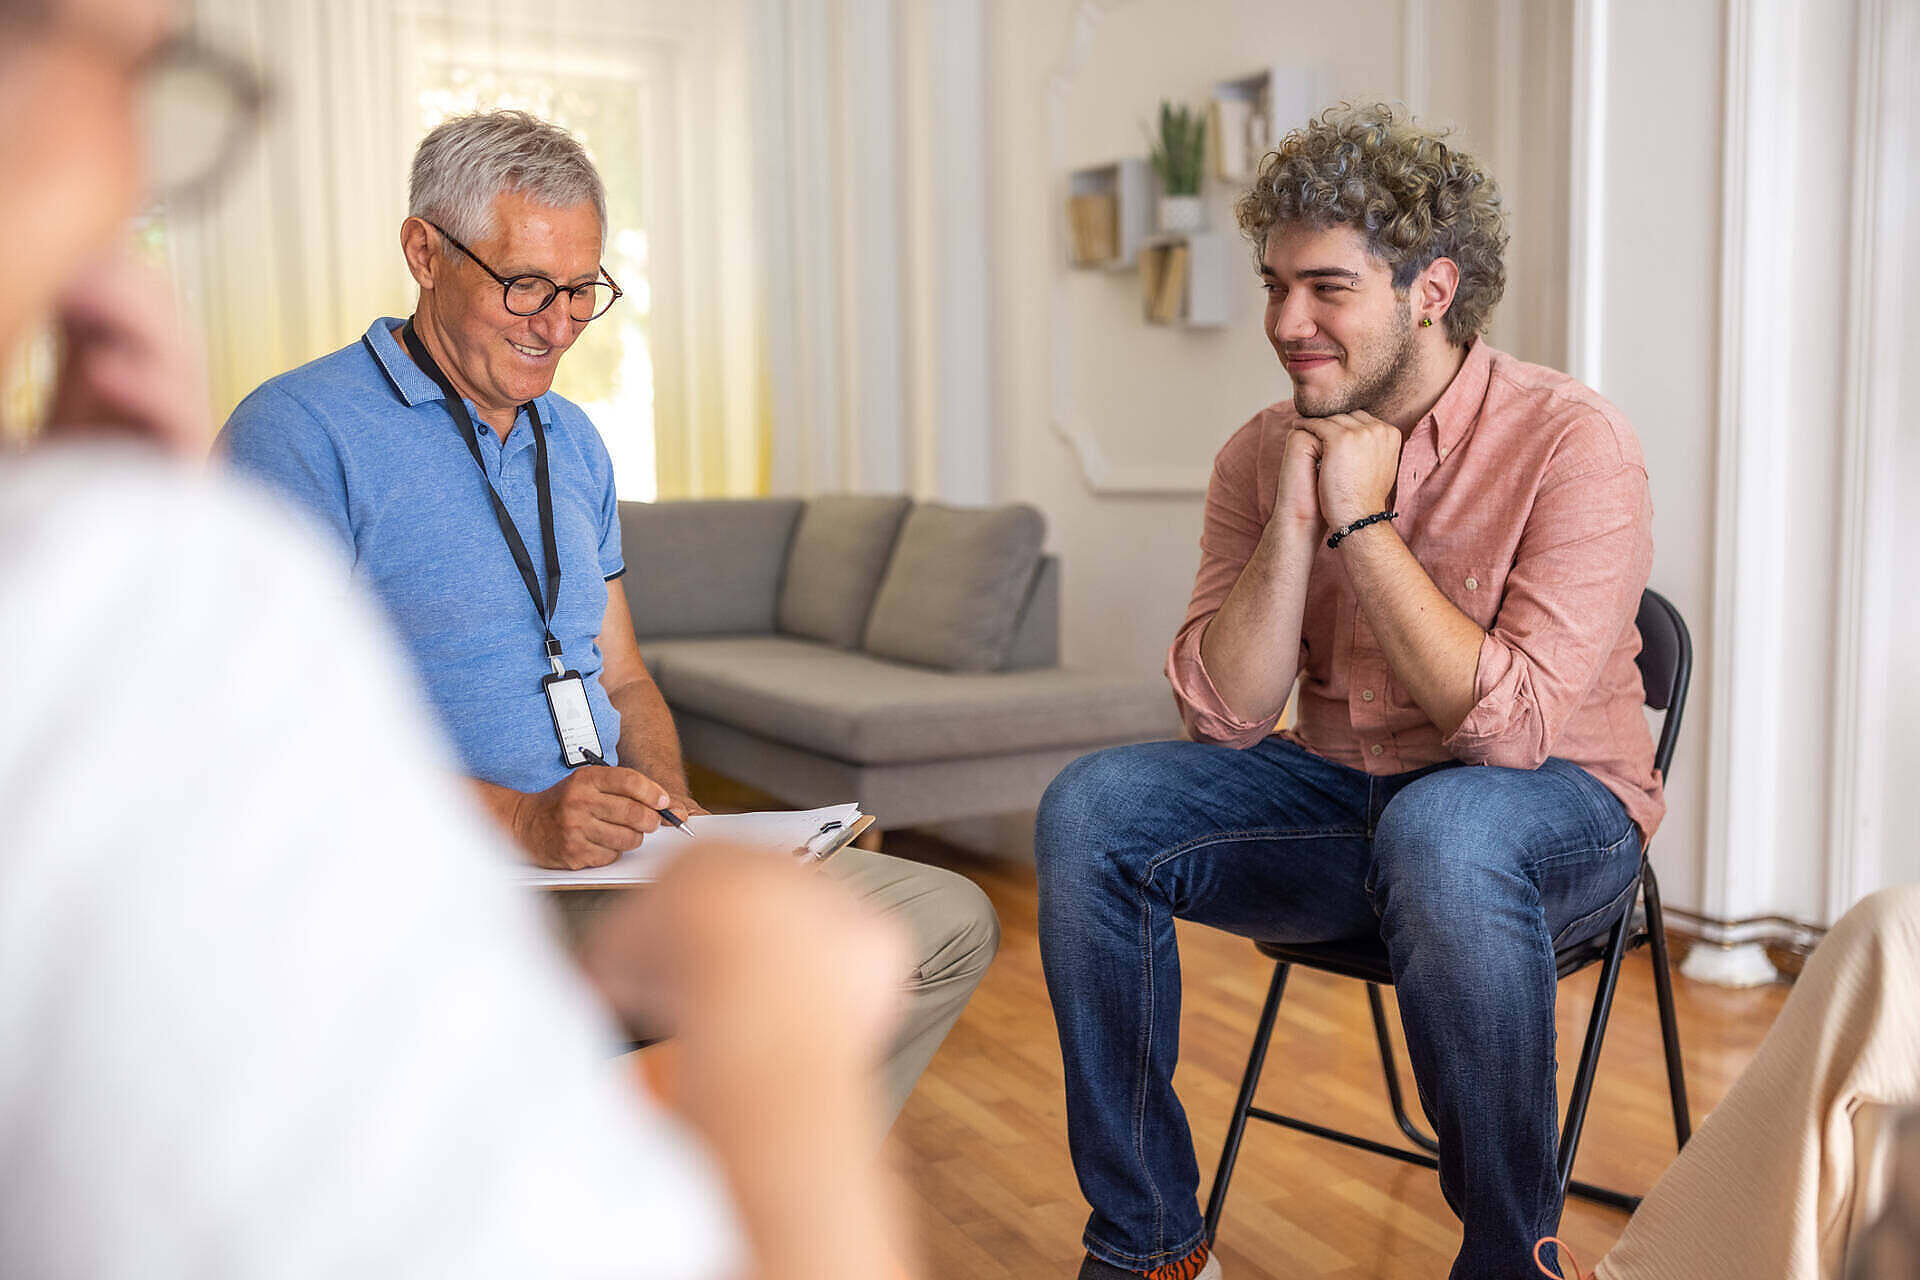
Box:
[1423,337,1493,457]
[362,316,556,428]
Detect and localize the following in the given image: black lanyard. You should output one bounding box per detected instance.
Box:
[401,323,565,673]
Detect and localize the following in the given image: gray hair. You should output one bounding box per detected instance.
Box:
[408,110,607,246]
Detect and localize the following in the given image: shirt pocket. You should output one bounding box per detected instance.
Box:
[1421,556,1503,631]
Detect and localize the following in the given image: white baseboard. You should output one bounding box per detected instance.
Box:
[1679,940,1782,987]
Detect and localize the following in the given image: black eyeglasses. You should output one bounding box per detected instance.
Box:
[426,221,623,323]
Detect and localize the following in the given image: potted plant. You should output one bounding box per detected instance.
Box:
[1148,100,1206,233]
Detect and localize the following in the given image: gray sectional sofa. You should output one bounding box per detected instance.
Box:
[619,495,1178,833]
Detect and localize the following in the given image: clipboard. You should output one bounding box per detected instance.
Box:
[521,805,872,890]
[802,812,875,865]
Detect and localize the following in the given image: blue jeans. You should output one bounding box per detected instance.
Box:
[1035,737,1643,1279]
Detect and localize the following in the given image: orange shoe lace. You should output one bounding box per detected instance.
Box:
[1534,1237,1592,1280]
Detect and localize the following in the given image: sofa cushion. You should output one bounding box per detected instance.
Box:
[862,502,1045,671]
[620,498,803,638]
[645,635,1177,765]
[776,495,913,648]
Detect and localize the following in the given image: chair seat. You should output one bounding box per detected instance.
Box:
[1253,907,1649,985]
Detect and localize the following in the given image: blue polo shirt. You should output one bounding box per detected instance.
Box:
[219,317,626,794]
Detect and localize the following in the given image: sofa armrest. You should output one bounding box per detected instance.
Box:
[1004,555,1060,671]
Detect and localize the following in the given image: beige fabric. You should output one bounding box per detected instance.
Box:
[552,848,997,1129]
[1598,886,1920,1280]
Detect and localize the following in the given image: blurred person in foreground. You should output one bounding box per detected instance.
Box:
[0,2,914,1277]
[1565,884,1920,1280]
[216,108,996,1122]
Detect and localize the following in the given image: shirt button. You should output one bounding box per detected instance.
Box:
[1439,446,1451,460]
[1370,743,1384,757]
[1465,576,1479,591]
[1361,688,1376,702]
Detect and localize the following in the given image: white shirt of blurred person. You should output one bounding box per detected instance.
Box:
[0,4,913,1279]
[215,108,997,1124]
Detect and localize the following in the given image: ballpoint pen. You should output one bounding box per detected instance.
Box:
[581,750,696,837]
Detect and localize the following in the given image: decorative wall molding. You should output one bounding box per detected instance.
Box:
[1825,0,1906,922]
[1694,0,1798,985]
[1564,0,1607,389]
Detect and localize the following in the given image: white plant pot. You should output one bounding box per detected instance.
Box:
[1157,194,1205,233]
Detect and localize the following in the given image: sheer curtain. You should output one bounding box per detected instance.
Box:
[168,0,767,499]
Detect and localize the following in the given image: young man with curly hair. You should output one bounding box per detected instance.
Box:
[1037,103,1661,1280]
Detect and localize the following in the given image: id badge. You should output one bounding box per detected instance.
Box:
[542,670,606,768]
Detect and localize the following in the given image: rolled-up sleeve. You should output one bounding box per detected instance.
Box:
[1442,453,1652,769]
[1165,420,1299,747]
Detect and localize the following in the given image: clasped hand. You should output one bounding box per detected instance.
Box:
[1274,411,1404,535]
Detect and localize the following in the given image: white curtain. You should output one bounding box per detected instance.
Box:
[171,0,767,499]
[744,0,997,502]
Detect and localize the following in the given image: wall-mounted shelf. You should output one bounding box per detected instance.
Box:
[1139,231,1230,328]
[1209,65,1324,182]
[1065,157,1150,270]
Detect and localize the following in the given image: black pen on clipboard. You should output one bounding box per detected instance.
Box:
[580,750,696,838]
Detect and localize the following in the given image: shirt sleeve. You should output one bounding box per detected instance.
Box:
[578,410,625,581]
[216,382,356,561]
[1442,445,1654,771]
[1165,418,1300,747]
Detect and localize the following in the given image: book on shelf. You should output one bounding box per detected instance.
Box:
[1067,192,1118,264]
[1142,242,1190,324]
[1210,97,1252,179]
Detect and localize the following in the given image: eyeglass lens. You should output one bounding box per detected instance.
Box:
[504,279,617,322]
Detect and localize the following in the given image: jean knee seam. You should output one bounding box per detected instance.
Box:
[1527,819,1638,875]
[1142,827,1367,882]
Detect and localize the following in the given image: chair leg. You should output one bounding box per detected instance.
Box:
[1367,983,1439,1154]
[1556,894,1636,1195]
[1204,963,1290,1241]
[1641,867,1693,1147]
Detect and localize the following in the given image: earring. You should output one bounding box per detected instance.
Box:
[1420,316,1434,328]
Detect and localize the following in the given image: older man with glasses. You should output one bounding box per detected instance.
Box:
[219,108,997,1124]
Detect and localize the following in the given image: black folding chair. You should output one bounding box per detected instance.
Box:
[1203,589,1695,1233]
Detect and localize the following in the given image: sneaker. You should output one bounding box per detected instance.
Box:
[1077,1249,1222,1280]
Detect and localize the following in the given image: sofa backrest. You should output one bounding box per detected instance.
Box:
[621,494,1061,670]
[1005,555,1060,670]
[617,498,802,637]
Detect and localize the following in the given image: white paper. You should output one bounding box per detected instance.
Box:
[512,803,864,889]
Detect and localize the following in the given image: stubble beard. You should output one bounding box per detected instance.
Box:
[1293,297,1420,419]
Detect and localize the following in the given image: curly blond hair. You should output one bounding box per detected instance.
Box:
[1235,103,1508,344]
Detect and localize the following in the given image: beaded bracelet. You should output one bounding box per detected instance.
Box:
[1326,510,1398,549]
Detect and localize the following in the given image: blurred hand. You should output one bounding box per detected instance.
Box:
[577,840,907,1063]
[513,765,674,870]
[45,251,208,456]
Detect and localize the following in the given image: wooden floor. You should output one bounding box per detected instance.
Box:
[882,832,1792,1280]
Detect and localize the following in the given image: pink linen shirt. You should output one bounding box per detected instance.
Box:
[1165,340,1665,842]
